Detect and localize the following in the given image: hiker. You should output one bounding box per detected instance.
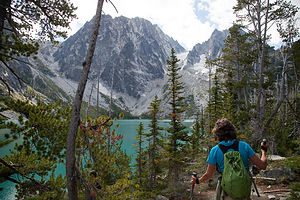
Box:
[88,170,102,200]
[191,118,268,200]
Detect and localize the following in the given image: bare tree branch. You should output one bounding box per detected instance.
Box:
[0,53,33,66]
[106,0,118,13]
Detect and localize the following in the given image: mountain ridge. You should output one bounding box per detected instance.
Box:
[1,14,229,116]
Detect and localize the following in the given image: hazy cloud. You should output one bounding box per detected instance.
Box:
[69,0,299,50]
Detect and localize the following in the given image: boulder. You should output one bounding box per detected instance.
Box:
[262,166,296,183]
[267,155,286,161]
[155,195,169,200]
[268,195,276,200]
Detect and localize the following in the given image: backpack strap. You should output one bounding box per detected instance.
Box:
[216,140,239,173]
[218,140,239,154]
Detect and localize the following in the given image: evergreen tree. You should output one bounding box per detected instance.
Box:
[190,113,202,157]
[165,48,189,191]
[134,122,146,186]
[77,116,136,199]
[0,97,70,199]
[146,95,163,190]
[221,25,254,120]
[205,68,224,135]
[0,0,77,90]
[233,0,299,144]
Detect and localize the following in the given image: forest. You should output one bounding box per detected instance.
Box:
[0,0,299,200]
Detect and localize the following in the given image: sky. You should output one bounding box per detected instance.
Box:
[69,0,300,50]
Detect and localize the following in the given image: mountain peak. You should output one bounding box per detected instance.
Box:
[185,29,229,66]
[53,13,185,99]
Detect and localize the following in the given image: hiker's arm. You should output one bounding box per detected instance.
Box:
[193,163,216,184]
[250,142,268,170]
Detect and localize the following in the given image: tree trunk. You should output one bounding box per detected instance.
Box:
[66,1,104,199]
[86,82,95,118]
[262,47,287,135]
[251,0,270,144]
[138,138,142,185]
[96,75,100,114]
[107,65,115,156]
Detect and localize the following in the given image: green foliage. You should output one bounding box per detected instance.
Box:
[280,156,300,171]
[0,88,138,199]
[77,115,133,198]
[207,24,255,137]
[101,174,140,200]
[165,48,189,191]
[1,150,66,200]
[232,0,300,147]
[205,70,224,132]
[2,97,71,161]
[145,96,164,190]
[183,95,198,117]
[0,138,14,147]
[0,0,77,61]
[0,97,70,198]
[81,101,109,119]
[288,182,300,200]
[189,113,203,157]
[133,122,146,187]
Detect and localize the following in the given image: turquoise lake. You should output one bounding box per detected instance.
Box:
[0,119,193,199]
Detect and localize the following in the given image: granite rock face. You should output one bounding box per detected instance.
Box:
[53,15,185,98]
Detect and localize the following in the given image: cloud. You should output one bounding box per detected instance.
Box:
[69,0,299,50]
[70,0,215,50]
[202,0,236,30]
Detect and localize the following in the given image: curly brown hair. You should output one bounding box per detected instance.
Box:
[212,118,237,142]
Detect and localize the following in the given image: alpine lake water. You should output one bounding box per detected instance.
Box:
[0,119,193,199]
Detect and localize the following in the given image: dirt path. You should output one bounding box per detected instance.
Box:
[187,184,291,200]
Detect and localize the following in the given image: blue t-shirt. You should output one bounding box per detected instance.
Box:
[207,139,255,172]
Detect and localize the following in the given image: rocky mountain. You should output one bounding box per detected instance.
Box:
[185,29,229,68]
[1,14,229,116]
[53,15,185,99]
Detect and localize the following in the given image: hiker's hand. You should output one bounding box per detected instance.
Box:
[190,175,197,184]
[261,141,269,152]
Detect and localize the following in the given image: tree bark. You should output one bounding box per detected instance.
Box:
[86,82,95,118]
[245,0,270,144]
[66,1,104,199]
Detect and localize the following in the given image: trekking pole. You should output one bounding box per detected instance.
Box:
[190,172,198,200]
[250,138,267,197]
[250,169,260,197]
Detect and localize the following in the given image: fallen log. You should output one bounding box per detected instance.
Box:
[254,177,276,181]
[263,189,291,193]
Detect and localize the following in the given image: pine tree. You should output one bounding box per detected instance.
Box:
[0,0,76,58]
[0,0,77,90]
[190,112,201,157]
[165,48,189,190]
[205,69,224,134]
[233,0,299,144]
[207,24,256,138]
[135,122,145,186]
[146,95,163,190]
[77,115,136,199]
[0,97,71,199]
[222,25,255,133]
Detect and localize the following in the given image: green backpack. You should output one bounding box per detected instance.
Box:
[219,141,251,199]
